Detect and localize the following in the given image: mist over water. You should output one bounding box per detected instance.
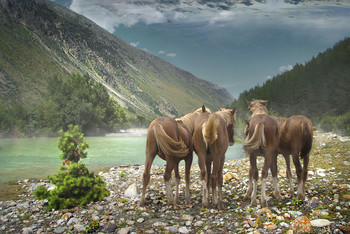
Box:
[0,136,244,185]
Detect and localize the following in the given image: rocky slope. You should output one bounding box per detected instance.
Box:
[1,131,349,233]
[0,0,234,118]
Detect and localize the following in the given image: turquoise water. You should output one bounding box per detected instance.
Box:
[0,136,244,185]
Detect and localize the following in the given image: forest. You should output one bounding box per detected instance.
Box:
[233,37,350,136]
[0,74,128,137]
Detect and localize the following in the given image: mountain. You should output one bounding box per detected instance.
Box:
[234,37,350,122]
[0,0,234,119]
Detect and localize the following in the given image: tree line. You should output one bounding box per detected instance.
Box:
[232,37,350,136]
[0,74,128,137]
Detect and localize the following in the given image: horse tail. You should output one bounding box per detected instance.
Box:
[153,124,189,158]
[243,123,266,154]
[202,114,219,152]
[300,119,313,159]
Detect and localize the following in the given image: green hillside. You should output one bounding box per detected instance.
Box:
[234,37,350,135]
[0,0,233,120]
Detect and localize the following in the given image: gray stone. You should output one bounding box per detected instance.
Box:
[178,226,190,233]
[54,227,66,234]
[311,219,332,227]
[22,227,33,234]
[74,224,85,232]
[124,183,138,199]
[118,227,132,234]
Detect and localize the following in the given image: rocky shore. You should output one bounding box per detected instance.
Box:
[1,132,349,233]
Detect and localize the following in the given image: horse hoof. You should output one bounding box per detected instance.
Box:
[250,200,257,207]
[260,200,268,208]
[217,204,225,210]
[296,194,305,201]
[274,191,283,201]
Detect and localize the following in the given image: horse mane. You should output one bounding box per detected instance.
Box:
[176,107,211,134]
[216,108,236,126]
[248,100,268,116]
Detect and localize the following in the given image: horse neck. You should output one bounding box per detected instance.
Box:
[177,112,201,134]
[251,108,268,116]
[216,110,235,126]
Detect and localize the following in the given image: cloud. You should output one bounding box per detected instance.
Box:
[130,41,140,47]
[69,0,167,32]
[166,53,177,57]
[157,50,176,57]
[279,65,293,73]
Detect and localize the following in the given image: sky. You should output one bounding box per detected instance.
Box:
[52,0,350,98]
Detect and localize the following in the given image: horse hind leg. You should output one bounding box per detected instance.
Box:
[211,159,219,209]
[216,157,225,210]
[270,153,283,201]
[139,150,156,207]
[174,162,181,205]
[198,152,209,208]
[245,154,258,207]
[292,153,304,201]
[260,152,273,207]
[284,154,294,197]
[297,154,309,201]
[243,166,253,201]
[164,158,176,207]
[184,155,193,205]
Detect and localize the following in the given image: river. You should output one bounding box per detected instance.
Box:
[0,133,245,199]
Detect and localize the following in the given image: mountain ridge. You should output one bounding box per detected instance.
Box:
[0,0,234,118]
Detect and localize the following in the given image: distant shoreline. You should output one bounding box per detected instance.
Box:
[105,128,148,137]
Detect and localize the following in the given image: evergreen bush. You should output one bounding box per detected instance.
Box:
[34,163,109,210]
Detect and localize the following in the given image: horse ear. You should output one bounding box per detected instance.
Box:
[202,105,206,112]
[246,100,252,107]
[231,106,236,114]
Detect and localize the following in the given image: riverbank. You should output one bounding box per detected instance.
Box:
[1,131,349,233]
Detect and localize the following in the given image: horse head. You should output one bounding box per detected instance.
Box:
[216,107,236,146]
[247,99,268,116]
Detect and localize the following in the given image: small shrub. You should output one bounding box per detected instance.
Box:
[34,163,109,210]
[57,124,89,163]
[86,220,99,233]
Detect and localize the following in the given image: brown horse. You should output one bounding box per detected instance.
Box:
[243,100,282,207]
[139,107,210,207]
[193,106,236,209]
[275,115,313,201]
